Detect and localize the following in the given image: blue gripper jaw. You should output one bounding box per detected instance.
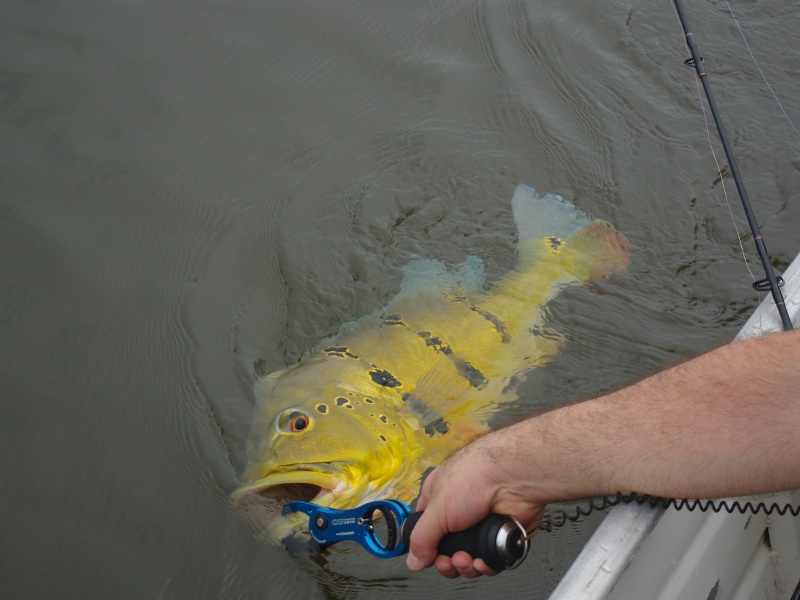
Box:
[283,500,413,558]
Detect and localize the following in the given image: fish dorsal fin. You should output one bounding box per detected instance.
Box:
[395,257,485,301]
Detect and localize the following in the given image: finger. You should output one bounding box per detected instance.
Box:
[433,555,460,579]
[451,553,499,577]
[452,552,483,579]
[406,500,448,571]
[415,468,440,512]
[472,557,499,577]
[450,551,476,572]
[456,567,482,579]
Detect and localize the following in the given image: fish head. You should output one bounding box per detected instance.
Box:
[232,354,420,523]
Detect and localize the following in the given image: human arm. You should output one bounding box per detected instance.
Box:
[406,328,800,577]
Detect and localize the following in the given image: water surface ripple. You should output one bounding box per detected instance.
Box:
[1,0,798,598]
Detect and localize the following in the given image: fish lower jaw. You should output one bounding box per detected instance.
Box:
[231,469,358,509]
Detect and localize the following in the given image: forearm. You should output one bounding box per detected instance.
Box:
[498,328,800,503]
[407,329,800,575]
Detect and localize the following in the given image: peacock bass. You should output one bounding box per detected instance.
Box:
[232,184,630,537]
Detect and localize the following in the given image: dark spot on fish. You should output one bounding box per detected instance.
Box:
[336,397,348,407]
[345,405,353,409]
[382,313,406,327]
[543,235,565,254]
[406,394,446,430]
[380,415,388,423]
[324,346,359,359]
[369,369,401,388]
[471,306,512,344]
[364,398,374,404]
[424,418,449,437]
[443,289,467,303]
[417,331,452,355]
[316,404,328,414]
[404,395,428,417]
[379,435,387,442]
[452,358,487,389]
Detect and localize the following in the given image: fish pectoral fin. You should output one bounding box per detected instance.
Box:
[412,410,490,465]
[400,356,474,419]
[400,355,499,448]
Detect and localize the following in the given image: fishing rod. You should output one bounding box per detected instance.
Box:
[673,0,793,332]
[676,4,797,598]
[537,0,799,537]
[285,2,798,574]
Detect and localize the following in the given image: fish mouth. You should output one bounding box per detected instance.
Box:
[231,467,343,509]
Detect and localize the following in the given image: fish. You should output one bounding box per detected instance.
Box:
[232,184,630,538]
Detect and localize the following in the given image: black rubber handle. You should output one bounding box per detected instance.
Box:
[401,512,524,571]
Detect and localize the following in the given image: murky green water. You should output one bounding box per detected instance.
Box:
[2,0,798,598]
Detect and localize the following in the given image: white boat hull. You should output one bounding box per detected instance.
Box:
[549,253,800,600]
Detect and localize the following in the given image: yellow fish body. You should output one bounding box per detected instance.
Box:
[232,184,629,535]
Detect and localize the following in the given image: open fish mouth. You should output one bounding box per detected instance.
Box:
[231,469,343,509]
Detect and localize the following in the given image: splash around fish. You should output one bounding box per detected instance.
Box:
[232,184,630,540]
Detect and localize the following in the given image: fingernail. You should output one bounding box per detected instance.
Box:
[407,553,424,572]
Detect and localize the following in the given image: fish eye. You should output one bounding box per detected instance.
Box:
[290,414,308,432]
[278,409,311,433]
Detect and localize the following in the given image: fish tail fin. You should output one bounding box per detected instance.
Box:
[511,183,630,282]
[567,219,631,283]
[511,183,590,267]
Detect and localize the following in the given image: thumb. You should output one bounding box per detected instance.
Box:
[405,501,447,572]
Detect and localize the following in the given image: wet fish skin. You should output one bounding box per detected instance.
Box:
[232,184,630,534]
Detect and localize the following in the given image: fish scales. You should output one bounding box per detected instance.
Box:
[232,184,630,539]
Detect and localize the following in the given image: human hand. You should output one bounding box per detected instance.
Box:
[405,432,544,578]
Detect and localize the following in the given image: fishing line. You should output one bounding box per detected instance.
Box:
[719,0,800,329]
[529,0,798,539]
[669,0,756,284]
[671,0,793,330]
[724,0,800,144]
